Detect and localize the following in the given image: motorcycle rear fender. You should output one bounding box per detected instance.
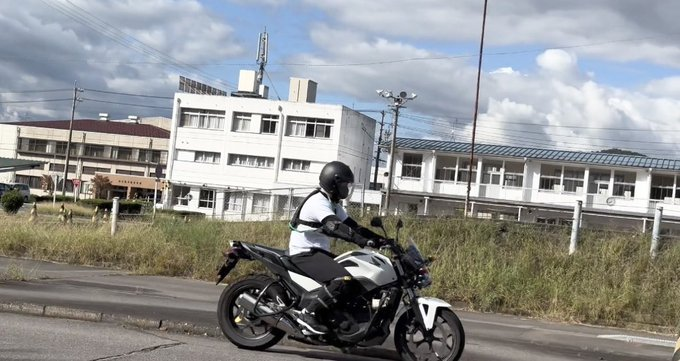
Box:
[416,297,452,330]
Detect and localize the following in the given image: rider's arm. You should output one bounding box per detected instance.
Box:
[320,214,372,247]
[342,216,384,242]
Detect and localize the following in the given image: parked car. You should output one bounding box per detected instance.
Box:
[0,182,10,198]
[10,183,31,201]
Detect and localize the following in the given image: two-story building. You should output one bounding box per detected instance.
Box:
[0,116,170,200]
[164,72,377,220]
[382,137,680,231]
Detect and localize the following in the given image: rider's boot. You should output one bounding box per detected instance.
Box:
[296,281,342,334]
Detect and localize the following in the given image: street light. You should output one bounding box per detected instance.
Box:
[377,89,417,216]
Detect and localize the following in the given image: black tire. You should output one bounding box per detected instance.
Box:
[217,275,286,350]
[394,308,465,361]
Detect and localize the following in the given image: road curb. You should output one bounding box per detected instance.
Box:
[0,300,398,358]
[0,301,222,338]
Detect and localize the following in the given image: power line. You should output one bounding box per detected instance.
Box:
[81,97,172,110]
[0,89,71,94]
[0,98,73,104]
[82,88,173,99]
[40,0,236,91]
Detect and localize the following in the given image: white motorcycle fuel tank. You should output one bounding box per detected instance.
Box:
[335,250,398,290]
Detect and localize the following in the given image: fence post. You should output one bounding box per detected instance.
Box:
[569,200,582,255]
[650,205,663,259]
[111,197,119,236]
[287,188,294,219]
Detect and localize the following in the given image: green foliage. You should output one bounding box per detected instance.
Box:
[33,195,75,203]
[78,199,143,214]
[1,190,24,214]
[0,214,677,333]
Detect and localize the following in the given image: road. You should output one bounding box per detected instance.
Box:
[0,256,675,360]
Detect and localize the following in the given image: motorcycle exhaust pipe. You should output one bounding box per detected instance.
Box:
[235,293,304,338]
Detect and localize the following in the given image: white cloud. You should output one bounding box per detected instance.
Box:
[536,50,578,74]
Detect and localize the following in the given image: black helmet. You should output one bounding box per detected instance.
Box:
[319,161,355,200]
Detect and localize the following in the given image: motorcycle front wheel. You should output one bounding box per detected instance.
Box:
[394,308,465,361]
[217,275,286,350]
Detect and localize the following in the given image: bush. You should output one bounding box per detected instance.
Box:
[156,209,206,219]
[34,195,74,203]
[1,190,25,214]
[77,199,143,214]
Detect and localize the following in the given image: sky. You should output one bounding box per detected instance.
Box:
[2,0,680,158]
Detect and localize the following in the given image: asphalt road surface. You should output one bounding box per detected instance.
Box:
[0,256,675,360]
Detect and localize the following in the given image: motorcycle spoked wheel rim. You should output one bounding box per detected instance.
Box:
[401,315,458,361]
[227,287,275,340]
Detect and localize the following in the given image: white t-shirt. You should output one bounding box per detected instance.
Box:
[288,191,348,255]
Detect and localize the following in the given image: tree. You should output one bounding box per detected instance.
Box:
[91,174,112,199]
[41,174,54,195]
[1,190,24,214]
[598,148,646,157]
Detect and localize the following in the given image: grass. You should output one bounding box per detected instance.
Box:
[0,213,678,334]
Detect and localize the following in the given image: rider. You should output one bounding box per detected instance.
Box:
[288,160,386,334]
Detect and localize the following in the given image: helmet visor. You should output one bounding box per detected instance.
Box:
[338,182,354,200]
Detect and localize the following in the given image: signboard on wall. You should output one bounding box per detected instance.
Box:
[178,76,227,96]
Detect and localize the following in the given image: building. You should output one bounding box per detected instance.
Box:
[163,72,377,220]
[382,137,680,231]
[0,116,170,200]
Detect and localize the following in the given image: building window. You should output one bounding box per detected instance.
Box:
[224,192,244,212]
[114,147,133,161]
[82,166,110,175]
[84,145,106,158]
[503,161,524,187]
[19,138,48,153]
[401,153,423,179]
[287,117,333,138]
[482,160,503,185]
[261,114,278,134]
[650,174,675,200]
[252,193,270,214]
[539,164,562,191]
[232,112,252,132]
[180,108,225,130]
[49,163,77,173]
[198,188,215,208]
[588,169,610,194]
[563,167,585,193]
[173,186,191,206]
[115,169,145,177]
[613,171,636,197]
[282,158,311,171]
[194,151,221,164]
[435,156,457,181]
[14,175,41,189]
[228,154,274,168]
[55,141,68,155]
[457,158,477,183]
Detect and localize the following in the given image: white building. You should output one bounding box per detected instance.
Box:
[0,116,170,200]
[164,73,377,220]
[383,137,680,231]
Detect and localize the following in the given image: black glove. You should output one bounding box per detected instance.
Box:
[366,238,391,248]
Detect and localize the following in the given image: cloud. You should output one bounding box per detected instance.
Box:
[0,0,243,121]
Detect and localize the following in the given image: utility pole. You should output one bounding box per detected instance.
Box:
[62,81,83,197]
[373,110,385,189]
[464,0,488,218]
[377,90,417,216]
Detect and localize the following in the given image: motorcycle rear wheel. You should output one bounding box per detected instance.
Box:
[217,275,286,350]
[394,308,465,361]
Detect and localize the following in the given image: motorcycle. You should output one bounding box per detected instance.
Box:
[215,217,465,361]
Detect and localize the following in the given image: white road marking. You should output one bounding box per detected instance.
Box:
[597,334,676,348]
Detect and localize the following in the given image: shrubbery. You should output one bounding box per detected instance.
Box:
[78,199,143,214]
[1,190,24,214]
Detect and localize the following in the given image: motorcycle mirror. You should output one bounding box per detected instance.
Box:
[370,217,383,228]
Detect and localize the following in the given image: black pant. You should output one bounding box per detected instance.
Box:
[289,248,351,283]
